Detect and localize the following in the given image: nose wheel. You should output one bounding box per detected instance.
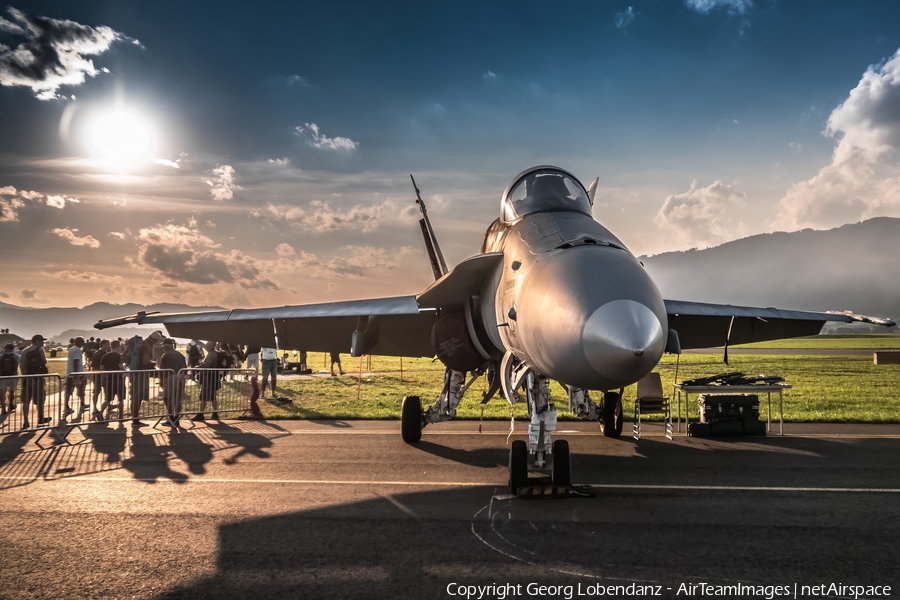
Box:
[601,391,623,437]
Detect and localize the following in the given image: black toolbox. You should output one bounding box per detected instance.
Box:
[698,394,760,423]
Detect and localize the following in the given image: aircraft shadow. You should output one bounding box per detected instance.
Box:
[152,440,900,600]
[413,440,507,468]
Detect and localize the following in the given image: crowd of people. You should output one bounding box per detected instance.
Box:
[0,332,326,431]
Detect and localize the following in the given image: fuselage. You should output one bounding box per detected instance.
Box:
[477,167,668,391]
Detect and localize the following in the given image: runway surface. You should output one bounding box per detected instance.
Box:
[1,419,899,599]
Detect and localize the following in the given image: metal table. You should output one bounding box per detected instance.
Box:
[674,384,792,435]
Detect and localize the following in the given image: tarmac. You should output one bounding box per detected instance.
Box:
[1,419,899,599]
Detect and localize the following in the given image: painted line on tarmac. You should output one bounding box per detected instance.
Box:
[3,475,900,493]
[213,430,900,438]
[584,484,900,493]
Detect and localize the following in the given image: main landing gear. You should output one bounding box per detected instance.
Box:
[400,356,623,496]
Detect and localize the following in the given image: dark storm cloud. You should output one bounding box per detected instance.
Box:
[132,224,281,290]
[0,7,139,100]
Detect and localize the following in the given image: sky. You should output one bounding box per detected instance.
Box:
[2,0,900,310]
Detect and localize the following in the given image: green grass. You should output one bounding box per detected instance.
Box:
[41,348,900,423]
[733,334,900,349]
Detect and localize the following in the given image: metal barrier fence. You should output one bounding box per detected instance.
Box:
[1,368,254,438]
[178,368,254,423]
[0,373,63,436]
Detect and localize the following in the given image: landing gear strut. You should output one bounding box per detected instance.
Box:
[401,367,485,444]
[501,353,563,494]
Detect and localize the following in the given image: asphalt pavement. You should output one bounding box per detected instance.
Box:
[1,419,899,599]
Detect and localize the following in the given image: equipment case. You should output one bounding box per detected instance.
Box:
[698,394,760,423]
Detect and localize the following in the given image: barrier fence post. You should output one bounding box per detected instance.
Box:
[357,355,363,400]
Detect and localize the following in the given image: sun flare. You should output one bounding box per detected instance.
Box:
[88,108,154,165]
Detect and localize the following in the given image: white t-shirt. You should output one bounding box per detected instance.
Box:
[261,348,278,361]
[66,346,84,375]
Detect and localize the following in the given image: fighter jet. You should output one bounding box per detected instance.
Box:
[95,165,895,492]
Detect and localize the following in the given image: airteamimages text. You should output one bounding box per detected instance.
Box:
[444,582,892,600]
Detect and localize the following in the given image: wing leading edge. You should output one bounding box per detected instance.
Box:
[665,299,896,350]
[95,295,438,358]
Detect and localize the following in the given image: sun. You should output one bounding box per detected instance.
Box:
[88,108,154,165]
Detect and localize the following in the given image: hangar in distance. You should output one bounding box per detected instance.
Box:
[96,166,895,492]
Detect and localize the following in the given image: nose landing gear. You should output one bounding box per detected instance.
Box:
[600,390,624,438]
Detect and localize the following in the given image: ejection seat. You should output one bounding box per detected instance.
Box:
[633,372,673,440]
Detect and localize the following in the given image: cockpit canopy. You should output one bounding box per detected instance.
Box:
[501,166,592,223]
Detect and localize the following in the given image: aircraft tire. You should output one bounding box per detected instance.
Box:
[509,440,528,495]
[551,439,571,487]
[601,391,623,438]
[401,395,423,443]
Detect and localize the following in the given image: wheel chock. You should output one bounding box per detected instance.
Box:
[516,485,571,499]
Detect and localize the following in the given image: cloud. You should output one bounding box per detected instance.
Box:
[684,0,752,15]
[45,194,80,208]
[41,269,122,284]
[0,7,139,100]
[0,16,24,34]
[275,242,295,257]
[153,158,180,169]
[261,198,417,232]
[203,164,239,201]
[108,231,126,240]
[20,289,35,299]
[483,71,496,80]
[777,48,900,230]
[52,227,100,248]
[0,292,8,299]
[131,224,278,289]
[788,142,804,153]
[287,74,308,86]
[615,6,637,30]
[295,123,359,151]
[655,180,747,247]
[267,157,289,165]
[0,196,24,222]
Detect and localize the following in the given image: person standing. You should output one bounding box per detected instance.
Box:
[299,350,308,374]
[98,340,125,421]
[19,334,50,429]
[131,331,161,426]
[330,351,345,376]
[245,345,260,373]
[187,339,204,369]
[89,339,110,413]
[260,347,278,398]
[64,336,87,417]
[0,343,18,415]
[158,338,187,427]
[195,341,221,421]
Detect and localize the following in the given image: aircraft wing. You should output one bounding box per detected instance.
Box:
[95,295,438,357]
[665,299,896,350]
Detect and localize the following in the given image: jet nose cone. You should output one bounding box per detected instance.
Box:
[582,299,665,384]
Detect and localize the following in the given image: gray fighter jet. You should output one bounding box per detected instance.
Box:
[96,166,895,492]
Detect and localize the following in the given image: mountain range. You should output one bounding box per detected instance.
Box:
[641,217,900,331]
[3,217,899,341]
[0,302,221,342]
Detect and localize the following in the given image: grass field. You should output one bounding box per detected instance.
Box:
[733,334,900,349]
[41,336,900,423]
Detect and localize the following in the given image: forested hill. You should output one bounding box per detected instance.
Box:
[641,217,900,325]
